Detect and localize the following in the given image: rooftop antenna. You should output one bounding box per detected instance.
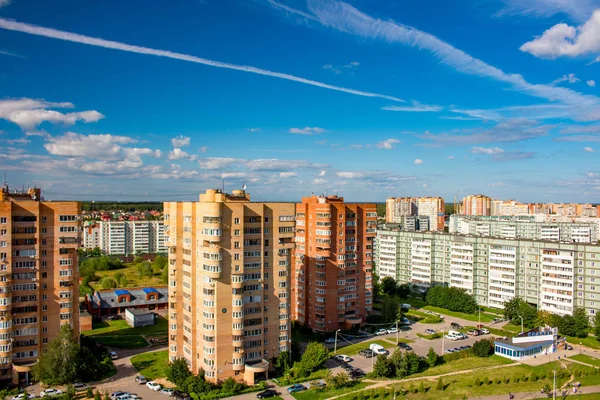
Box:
[222,179,225,193]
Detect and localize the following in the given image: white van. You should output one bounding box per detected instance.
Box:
[369,343,388,355]
[445,330,462,341]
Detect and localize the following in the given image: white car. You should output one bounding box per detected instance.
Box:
[118,395,139,400]
[12,394,34,400]
[40,389,63,398]
[480,328,490,334]
[161,389,175,396]
[324,338,335,344]
[109,351,118,360]
[110,392,129,400]
[335,354,352,362]
[375,329,388,336]
[387,328,398,334]
[147,382,162,391]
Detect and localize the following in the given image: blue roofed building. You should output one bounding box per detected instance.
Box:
[494,327,558,361]
[84,286,168,315]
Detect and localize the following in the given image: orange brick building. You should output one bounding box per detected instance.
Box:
[292,195,377,332]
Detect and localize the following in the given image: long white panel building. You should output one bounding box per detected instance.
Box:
[375,226,600,319]
[83,220,167,255]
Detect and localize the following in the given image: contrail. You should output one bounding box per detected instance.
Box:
[0,17,404,103]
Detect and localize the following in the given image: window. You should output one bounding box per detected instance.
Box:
[234,218,240,225]
[0,218,6,224]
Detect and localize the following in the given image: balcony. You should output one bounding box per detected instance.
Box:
[232,363,245,371]
[244,359,269,373]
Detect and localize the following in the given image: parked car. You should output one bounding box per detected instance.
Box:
[310,381,326,389]
[117,395,139,400]
[73,383,88,392]
[451,322,462,330]
[358,349,373,358]
[324,338,335,344]
[135,376,147,384]
[349,369,365,379]
[147,382,162,391]
[400,326,411,332]
[565,344,573,351]
[375,329,388,336]
[444,349,455,354]
[397,342,412,351]
[287,384,307,394]
[480,328,490,334]
[491,318,502,324]
[341,363,354,372]
[109,351,118,360]
[107,315,122,321]
[370,343,388,355]
[335,354,352,362]
[256,390,279,399]
[12,394,34,400]
[110,392,128,400]
[161,389,175,397]
[425,329,436,335]
[387,327,398,334]
[467,329,479,336]
[40,389,63,398]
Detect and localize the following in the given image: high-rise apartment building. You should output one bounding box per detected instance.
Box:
[459,194,492,216]
[83,221,167,255]
[291,195,377,332]
[374,226,600,319]
[0,186,80,384]
[417,197,445,231]
[165,189,294,385]
[385,197,417,223]
[385,197,444,231]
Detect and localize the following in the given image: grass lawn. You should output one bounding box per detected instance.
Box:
[417,332,442,340]
[333,339,401,356]
[502,323,522,333]
[83,316,167,349]
[131,350,169,380]
[411,355,514,378]
[566,335,600,350]
[422,306,495,323]
[406,310,443,324]
[89,263,166,289]
[480,306,504,315]
[570,354,600,367]
[276,369,328,386]
[292,381,368,400]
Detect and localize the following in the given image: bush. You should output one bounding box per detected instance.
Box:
[503,377,510,384]
[514,377,520,383]
[474,377,481,387]
[100,277,117,289]
[86,388,94,398]
[426,286,478,314]
[495,378,501,384]
[483,376,490,385]
[531,373,538,382]
[94,392,101,400]
[436,377,444,391]
[473,339,494,357]
[418,382,426,393]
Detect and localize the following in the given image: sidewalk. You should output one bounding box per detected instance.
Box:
[474,384,600,399]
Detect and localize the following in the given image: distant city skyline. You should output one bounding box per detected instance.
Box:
[1,0,599,202]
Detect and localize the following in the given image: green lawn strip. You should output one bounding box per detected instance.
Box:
[92,335,149,349]
[131,350,169,380]
[276,369,328,386]
[406,310,443,324]
[480,306,504,315]
[502,323,522,333]
[565,335,600,350]
[410,355,514,378]
[333,340,394,356]
[416,332,442,340]
[570,354,600,367]
[291,381,368,400]
[422,306,495,323]
[84,316,168,336]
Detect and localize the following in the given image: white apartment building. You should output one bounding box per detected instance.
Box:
[385,197,444,231]
[83,220,167,255]
[449,215,599,244]
[375,227,600,319]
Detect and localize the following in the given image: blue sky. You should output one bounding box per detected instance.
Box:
[0,0,599,202]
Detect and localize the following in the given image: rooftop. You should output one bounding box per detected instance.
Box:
[88,286,168,309]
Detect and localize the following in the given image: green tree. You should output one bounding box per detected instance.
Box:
[380,296,400,322]
[100,277,117,289]
[330,372,350,389]
[559,308,590,338]
[389,349,402,378]
[381,277,397,295]
[473,339,494,357]
[86,387,94,398]
[372,355,393,378]
[166,358,192,387]
[299,342,329,371]
[94,391,101,400]
[503,297,537,328]
[426,286,478,314]
[436,377,444,391]
[152,255,168,273]
[32,325,79,384]
[161,265,169,284]
[594,312,600,338]
[427,347,438,368]
[113,272,128,287]
[65,385,76,400]
[403,351,420,375]
[137,261,153,278]
[133,255,144,264]
[272,351,292,376]
[396,284,410,299]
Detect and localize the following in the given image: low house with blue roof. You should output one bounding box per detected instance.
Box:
[494,327,558,361]
[85,286,168,315]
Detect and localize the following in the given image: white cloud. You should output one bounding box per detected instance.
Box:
[246,159,327,171]
[413,159,423,165]
[382,101,442,112]
[312,178,326,184]
[168,148,197,161]
[0,98,104,130]
[171,135,191,148]
[349,144,363,149]
[248,128,261,132]
[520,10,600,58]
[322,61,360,74]
[584,146,595,152]
[318,170,327,176]
[495,0,596,22]
[198,157,242,170]
[336,171,363,179]
[0,18,404,102]
[289,127,327,135]
[588,80,596,87]
[552,73,580,84]
[489,181,505,188]
[5,137,30,145]
[472,146,505,155]
[447,156,455,160]
[44,131,136,158]
[376,138,401,149]
[279,172,297,178]
[199,146,208,153]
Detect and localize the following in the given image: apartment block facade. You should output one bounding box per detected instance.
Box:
[375,226,600,319]
[83,220,167,255]
[291,195,377,332]
[385,197,445,231]
[0,186,80,384]
[459,194,492,216]
[165,189,294,385]
[449,215,599,243]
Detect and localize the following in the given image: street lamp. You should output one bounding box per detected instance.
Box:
[441,329,445,354]
[333,329,341,355]
[518,314,524,334]
[580,342,582,355]
[395,319,399,344]
[478,307,481,328]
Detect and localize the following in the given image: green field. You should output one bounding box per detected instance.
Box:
[422,306,495,323]
[131,350,169,380]
[90,263,165,289]
[83,316,167,349]
[411,355,514,378]
[570,354,600,367]
[565,335,600,350]
[417,332,442,340]
[406,310,443,324]
[292,381,368,400]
